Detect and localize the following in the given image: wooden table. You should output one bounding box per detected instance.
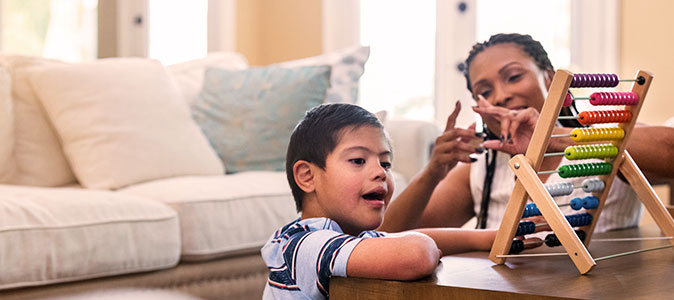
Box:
[331,225,674,299]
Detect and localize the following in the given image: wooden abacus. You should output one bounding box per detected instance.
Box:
[488,70,674,274]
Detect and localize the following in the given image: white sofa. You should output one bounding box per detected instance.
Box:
[0,50,440,299]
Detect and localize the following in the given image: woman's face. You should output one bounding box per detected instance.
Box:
[468,43,553,112]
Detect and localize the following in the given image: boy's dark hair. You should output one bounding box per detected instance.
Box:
[286,103,384,212]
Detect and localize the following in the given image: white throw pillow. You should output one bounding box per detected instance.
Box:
[28,58,224,189]
[167,52,249,105]
[276,45,370,104]
[0,55,76,186]
[0,66,14,183]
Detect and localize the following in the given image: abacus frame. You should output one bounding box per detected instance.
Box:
[488,69,674,274]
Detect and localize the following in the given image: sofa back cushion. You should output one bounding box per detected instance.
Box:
[191,65,330,173]
[276,45,369,104]
[28,58,224,189]
[0,55,77,187]
[167,52,249,105]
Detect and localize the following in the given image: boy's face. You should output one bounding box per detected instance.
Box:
[313,125,394,235]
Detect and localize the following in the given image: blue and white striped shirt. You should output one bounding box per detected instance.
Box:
[261,217,385,299]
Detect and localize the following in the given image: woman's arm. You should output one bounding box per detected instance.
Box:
[419,163,475,228]
[380,102,480,232]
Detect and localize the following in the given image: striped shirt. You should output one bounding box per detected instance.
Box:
[261,217,385,300]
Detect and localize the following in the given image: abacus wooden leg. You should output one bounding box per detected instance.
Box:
[619,151,674,246]
[509,155,595,274]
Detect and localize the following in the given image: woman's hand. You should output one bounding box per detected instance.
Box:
[472,96,539,155]
[426,101,484,180]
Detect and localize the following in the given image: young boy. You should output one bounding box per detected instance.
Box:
[261,103,498,300]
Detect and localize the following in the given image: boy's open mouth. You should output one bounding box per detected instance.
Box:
[362,191,385,201]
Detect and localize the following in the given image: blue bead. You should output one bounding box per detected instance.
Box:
[570,197,584,210]
[516,220,535,236]
[583,196,599,209]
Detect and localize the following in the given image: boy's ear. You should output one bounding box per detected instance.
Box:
[293,160,316,193]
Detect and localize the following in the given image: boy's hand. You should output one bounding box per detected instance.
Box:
[472,96,538,156]
[426,101,484,180]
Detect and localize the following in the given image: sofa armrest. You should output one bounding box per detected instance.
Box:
[385,119,440,182]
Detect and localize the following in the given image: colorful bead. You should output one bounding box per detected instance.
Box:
[590,92,639,106]
[578,110,632,125]
[565,213,593,227]
[564,144,618,160]
[545,230,586,247]
[569,196,599,210]
[582,196,600,209]
[509,238,525,254]
[545,182,574,197]
[570,127,625,142]
[557,162,613,178]
[516,220,536,236]
[581,178,605,192]
[522,203,542,218]
[563,93,573,107]
[570,73,619,88]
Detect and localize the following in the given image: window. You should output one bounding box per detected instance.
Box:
[476,0,571,71]
[148,0,207,65]
[0,0,98,62]
[359,0,436,120]
[351,0,616,127]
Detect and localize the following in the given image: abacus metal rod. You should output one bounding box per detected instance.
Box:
[550,133,575,138]
[543,152,566,157]
[496,253,569,258]
[593,244,674,261]
[538,170,558,175]
[592,236,673,242]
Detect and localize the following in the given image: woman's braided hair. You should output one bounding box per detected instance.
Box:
[463,33,553,93]
[462,33,580,127]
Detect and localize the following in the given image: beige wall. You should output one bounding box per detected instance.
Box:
[620,0,674,126]
[236,0,322,66]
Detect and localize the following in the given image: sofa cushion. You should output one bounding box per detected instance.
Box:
[0,184,180,290]
[0,55,76,187]
[0,66,13,183]
[276,45,370,104]
[167,52,249,105]
[191,65,330,173]
[118,172,299,261]
[28,58,224,189]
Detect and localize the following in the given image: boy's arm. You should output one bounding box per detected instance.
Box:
[346,232,440,281]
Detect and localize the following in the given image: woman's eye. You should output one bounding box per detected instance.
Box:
[380,162,392,170]
[507,73,522,82]
[350,158,365,165]
[479,90,491,99]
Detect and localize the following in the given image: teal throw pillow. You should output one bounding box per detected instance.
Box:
[191,65,331,173]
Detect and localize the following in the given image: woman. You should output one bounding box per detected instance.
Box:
[380,33,674,233]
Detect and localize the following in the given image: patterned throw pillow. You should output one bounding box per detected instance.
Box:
[276,46,369,104]
[191,65,331,173]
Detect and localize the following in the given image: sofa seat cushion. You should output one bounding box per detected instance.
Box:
[118,172,299,261]
[0,185,180,290]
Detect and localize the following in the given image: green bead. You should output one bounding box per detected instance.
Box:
[558,162,612,178]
